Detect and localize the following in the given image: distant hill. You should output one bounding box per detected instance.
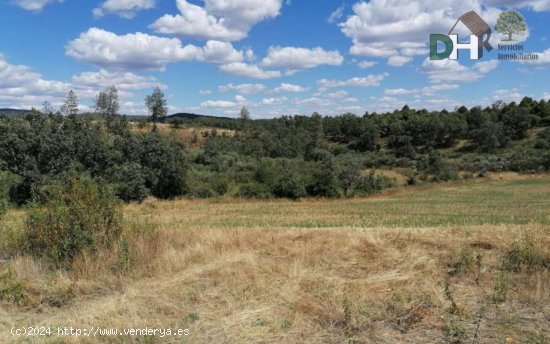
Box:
[0,108,236,123]
[0,108,30,116]
[166,112,234,121]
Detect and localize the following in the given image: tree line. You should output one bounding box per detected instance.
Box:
[1,91,549,205]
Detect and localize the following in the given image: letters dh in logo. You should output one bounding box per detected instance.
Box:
[430,11,493,60]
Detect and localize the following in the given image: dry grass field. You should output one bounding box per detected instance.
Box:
[131,123,235,149]
[1,175,549,343]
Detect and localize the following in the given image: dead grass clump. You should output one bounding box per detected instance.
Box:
[0,256,74,308]
[502,236,550,273]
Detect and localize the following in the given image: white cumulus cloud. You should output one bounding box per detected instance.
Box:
[0,55,163,113]
[337,0,538,62]
[261,46,344,71]
[318,73,389,89]
[384,84,459,95]
[66,28,197,71]
[150,0,284,41]
[93,0,156,19]
[387,56,412,67]
[274,83,306,93]
[12,0,64,11]
[66,28,246,71]
[421,58,498,83]
[201,95,248,109]
[218,62,281,79]
[357,60,377,69]
[219,83,266,94]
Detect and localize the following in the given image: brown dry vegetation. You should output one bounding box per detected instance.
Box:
[1,177,549,343]
[131,123,235,148]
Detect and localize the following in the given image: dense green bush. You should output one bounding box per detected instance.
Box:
[272,175,307,199]
[424,151,459,182]
[0,115,189,205]
[137,132,188,199]
[471,122,509,152]
[352,171,395,196]
[237,182,272,199]
[460,155,511,172]
[107,163,149,203]
[24,176,122,268]
[535,128,550,149]
[502,106,531,140]
[186,168,229,198]
[0,171,19,212]
[308,151,341,197]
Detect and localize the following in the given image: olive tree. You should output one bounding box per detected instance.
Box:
[145,87,168,122]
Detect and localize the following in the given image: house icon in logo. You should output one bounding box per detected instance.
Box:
[430,11,493,60]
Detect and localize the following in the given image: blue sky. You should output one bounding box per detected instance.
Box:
[0,0,549,118]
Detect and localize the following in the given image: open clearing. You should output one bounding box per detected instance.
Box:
[1,175,549,343]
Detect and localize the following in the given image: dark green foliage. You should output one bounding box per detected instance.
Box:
[502,106,531,140]
[182,96,549,199]
[0,115,188,204]
[351,125,379,152]
[145,87,167,122]
[272,174,307,199]
[186,167,229,198]
[466,107,486,131]
[238,182,272,199]
[425,151,458,182]
[255,159,308,199]
[1,96,549,205]
[460,155,511,172]
[24,176,122,268]
[471,122,509,152]
[0,171,19,212]
[308,150,341,197]
[535,128,550,149]
[107,163,149,203]
[168,118,185,129]
[353,171,395,196]
[139,132,188,199]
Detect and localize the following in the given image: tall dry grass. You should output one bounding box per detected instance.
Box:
[1,177,549,343]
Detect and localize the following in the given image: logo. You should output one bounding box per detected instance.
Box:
[430,11,493,60]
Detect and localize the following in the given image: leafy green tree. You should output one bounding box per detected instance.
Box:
[94,85,119,119]
[108,163,149,203]
[61,90,79,118]
[41,101,55,115]
[495,10,527,41]
[145,87,168,122]
[502,106,530,140]
[352,124,379,152]
[239,106,251,120]
[471,122,509,152]
[466,107,487,131]
[139,132,188,199]
[308,149,340,197]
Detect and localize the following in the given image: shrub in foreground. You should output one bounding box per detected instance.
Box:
[24,177,122,268]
